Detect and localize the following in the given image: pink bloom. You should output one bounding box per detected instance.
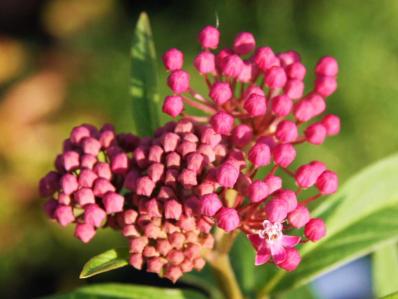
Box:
[199,26,220,49]
[163,96,184,117]
[272,143,296,168]
[315,76,337,97]
[265,66,287,89]
[288,205,310,228]
[248,180,269,203]
[248,143,271,168]
[162,48,184,71]
[194,51,216,74]
[277,247,301,271]
[305,123,327,145]
[248,220,300,265]
[200,193,223,216]
[275,121,298,143]
[216,207,240,232]
[75,223,96,243]
[232,124,253,148]
[271,95,293,117]
[244,94,267,116]
[167,70,190,94]
[286,62,306,80]
[209,82,232,105]
[233,32,256,55]
[216,162,240,188]
[316,170,338,194]
[316,56,339,77]
[305,218,326,241]
[322,114,341,136]
[210,111,234,135]
[264,198,288,223]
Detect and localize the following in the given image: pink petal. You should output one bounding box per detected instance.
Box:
[248,234,264,251]
[255,251,271,266]
[270,243,287,264]
[281,235,301,248]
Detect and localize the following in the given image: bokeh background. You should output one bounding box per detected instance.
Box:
[0,0,397,298]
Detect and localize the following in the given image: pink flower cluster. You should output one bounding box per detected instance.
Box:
[40,25,340,281]
[160,25,340,271]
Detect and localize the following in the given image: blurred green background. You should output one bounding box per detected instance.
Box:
[0,0,397,298]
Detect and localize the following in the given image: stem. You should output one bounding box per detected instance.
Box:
[206,230,243,299]
[257,270,285,299]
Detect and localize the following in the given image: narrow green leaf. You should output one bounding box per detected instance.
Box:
[130,12,160,136]
[258,153,398,295]
[80,248,129,279]
[382,291,398,299]
[373,243,398,297]
[275,286,318,299]
[44,283,208,299]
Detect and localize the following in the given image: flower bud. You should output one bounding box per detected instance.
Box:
[147,257,166,274]
[186,153,204,173]
[129,236,149,254]
[199,25,220,49]
[54,205,75,226]
[233,32,256,55]
[178,169,197,186]
[238,61,254,83]
[277,247,301,271]
[74,223,96,243]
[286,62,306,80]
[295,164,318,188]
[304,218,326,241]
[63,151,80,171]
[216,208,240,232]
[275,121,298,143]
[70,126,91,144]
[194,258,206,271]
[215,48,233,73]
[82,137,101,156]
[163,95,184,117]
[316,170,338,194]
[167,70,190,94]
[148,145,164,163]
[39,171,59,197]
[271,95,293,117]
[165,266,183,283]
[162,132,180,153]
[264,175,282,194]
[93,178,116,196]
[244,94,267,116]
[274,189,297,213]
[74,188,95,206]
[278,50,300,67]
[316,56,338,77]
[194,51,216,74]
[162,48,184,71]
[265,66,287,88]
[288,205,310,228]
[80,154,97,169]
[209,82,232,105]
[315,76,337,97]
[103,192,124,214]
[321,114,340,136]
[284,79,304,99]
[248,143,271,168]
[272,143,296,168]
[231,124,253,148]
[136,176,155,197]
[210,111,234,135]
[156,239,172,256]
[164,199,183,220]
[308,93,325,116]
[200,193,222,216]
[248,180,269,203]
[294,100,314,122]
[168,232,185,249]
[222,54,244,78]
[217,162,239,188]
[110,153,128,174]
[254,47,278,71]
[264,198,288,223]
[305,123,327,145]
[79,169,98,188]
[129,253,143,270]
[61,174,78,195]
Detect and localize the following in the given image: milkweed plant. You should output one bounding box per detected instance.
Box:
[38,12,398,299]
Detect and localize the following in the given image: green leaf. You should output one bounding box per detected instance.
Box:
[373,243,398,297]
[130,12,160,136]
[382,291,398,299]
[258,153,398,296]
[275,286,318,299]
[80,248,129,279]
[44,283,208,299]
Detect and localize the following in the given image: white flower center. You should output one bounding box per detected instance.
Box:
[259,220,282,241]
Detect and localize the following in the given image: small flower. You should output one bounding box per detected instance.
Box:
[162,48,184,71]
[304,218,326,241]
[163,96,184,117]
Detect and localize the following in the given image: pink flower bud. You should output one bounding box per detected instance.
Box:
[216,207,240,232]
[164,199,183,220]
[288,205,310,228]
[186,152,204,173]
[237,61,254,83]
[180,260,194,273]
[304,218,326,241]
[185,243,201,260]
[57,193,70,205]
[82,137,101,156]
[61,174,78,195]
[174,119,193,133]
[248,180,269,203]
[164,152,180,169]
[194,51,216,74]
[84,204,106,228]
[201,127,222,147]
[162,132,180,152]
[74,223,96,243]
[316,56,338,77]
[248,143,271,167]
[148,145,164,163]
[305,123,327,145]
[210,111,234,135]
[265,66,287,88]
[215,48,233,73]
[146,163,164,183]
[165,169,178,187]
[322,114,340,136]
[54,205,75,226]
[178,169,197,186]
[274,189,297,213]
[272,144,296,168]
[209,82,232,105]
[129,253,143,270]
[74,188,95,206]
[168,249,185,265]
[254,47,278,71]
[315,76,337,97]
[167,70,190,94]
[163,95,184,117]
[177,141,197,157]
[162,48,184,71]
[165,265,183,283]
[217,162,239,188]
[244,93,267,116]
[264,175,282,194]
[231,124,253,148]
[156,239,172,256]
[308,93,326,116]
[200,193,223,216]
[147,257,166,274]
[294,100,314,122]
[123,170,138,191]
[194,258,206,271]
[80,154,97,169]
[222,54,244,78]
[316,170,338,195]
[111,153,129,174]
[277,247,301,271]
[284,79,304,99]
[275,121,298,143]
[93,178,115,197]
[264,198,288,223]
[199,25,220,49]
[93,162,112,180]
[169,232,185,249]
[129,236,148,254]
[310,161,327,177]
[122,209,138,225]
[278,50,301,67]
[70,125,91,144]
[78,169,97,188]
[243,85,265,100]
[233,32,256,55]
[39,171,59,196]
[136,176,155,197]
[272,95,293,117]
[99,129,115,148]
[295,165,318,188]
[103,192,124,214]
[63,151,80,171]
[44,199,58,218]
[286,62,306,80]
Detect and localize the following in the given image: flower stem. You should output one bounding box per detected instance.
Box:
[206,230,243,299]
